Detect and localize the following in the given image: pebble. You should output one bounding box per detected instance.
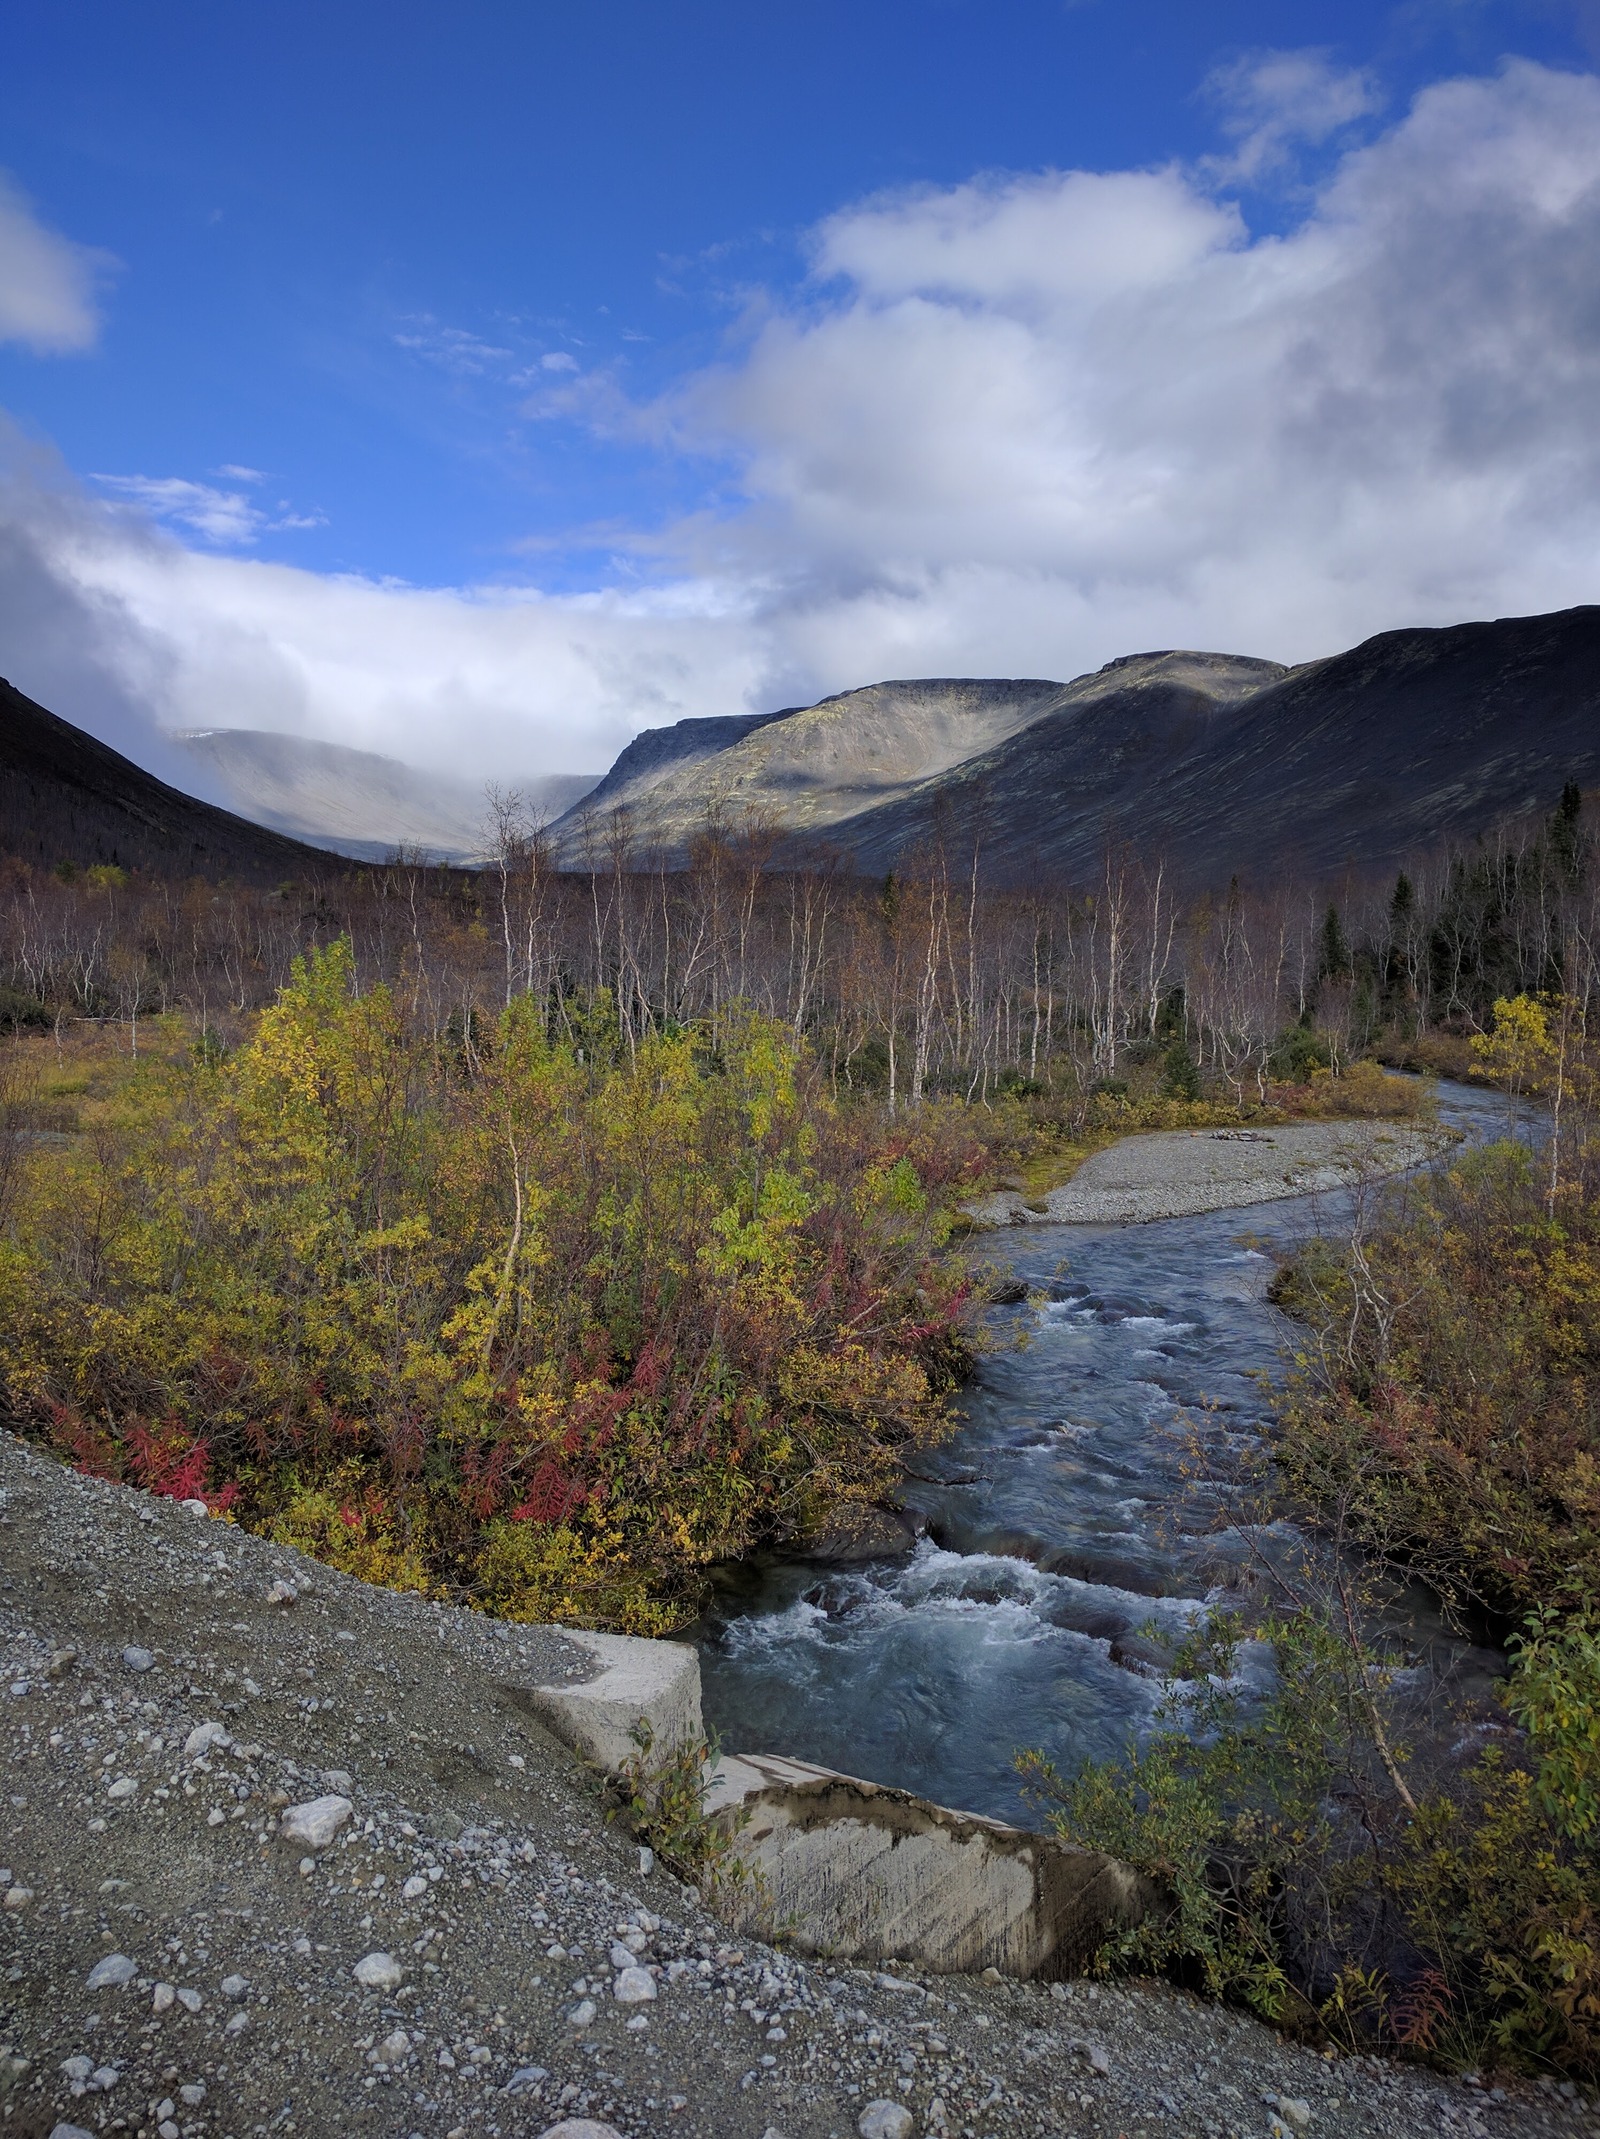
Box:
[183,1720,228,1761]
[1277,2100,1314,2132]
[2,1885,32,1910]
[121,1646,154,1673]
[537,2123,626,2139]
[566,1999,597,2028]
[352,1951,404,1990]
[84,1954,138,1990]
[220,1974,249,1998]
[858,2102,915,2139]
[49,2124,96,2139]
[265,1578,298,1605]
[106,1776,136,1800]
[179,1498,210,1516]
[374,2028,411,2066]
[278,1793,353,1849]
[612,1965,656,2003]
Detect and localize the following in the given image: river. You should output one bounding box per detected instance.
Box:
[696,1079,1535,1827]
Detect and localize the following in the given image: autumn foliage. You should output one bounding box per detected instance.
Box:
[0,943,974,1629]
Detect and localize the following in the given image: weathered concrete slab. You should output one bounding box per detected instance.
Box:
[705,1750,1149,1978]
[523,1629,703,1772]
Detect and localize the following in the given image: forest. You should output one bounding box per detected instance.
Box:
[1,781,1597,1097]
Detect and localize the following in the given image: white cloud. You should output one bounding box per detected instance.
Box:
[6,57,1600,794]
[1203,48,1382,181]
[393,316,515,375]
[0,173,110,354]
[650,56,1600,680]
[91,473,326,548]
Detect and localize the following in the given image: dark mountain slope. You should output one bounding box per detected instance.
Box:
[817,607,1600,886]
[0,677,352,881]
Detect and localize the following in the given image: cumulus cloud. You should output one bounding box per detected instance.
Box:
[653,57,1600,686]
[5,56,1600,789]
[0,173,110,353]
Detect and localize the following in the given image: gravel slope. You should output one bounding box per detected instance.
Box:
[966,1122,1447,1228]
[1,1429,1594,2139]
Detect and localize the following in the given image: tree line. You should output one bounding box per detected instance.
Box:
[3,782,1595,1096]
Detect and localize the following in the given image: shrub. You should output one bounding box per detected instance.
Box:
[0,942,970,1630]
[1024,1602,1600,2075]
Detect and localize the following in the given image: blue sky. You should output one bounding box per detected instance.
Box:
[2,1,1599,776]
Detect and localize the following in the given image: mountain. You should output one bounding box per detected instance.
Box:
[546,676,1089,861]
[172,728,600,864]
[0,676,349,882]
[822,607,1600,885]
[551,606,1600,887]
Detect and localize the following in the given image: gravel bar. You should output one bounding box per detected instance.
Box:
[966,1121,1449,1228]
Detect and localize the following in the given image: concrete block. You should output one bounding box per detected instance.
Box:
[523,1630,703,1773]
[705,1750,1149,1979]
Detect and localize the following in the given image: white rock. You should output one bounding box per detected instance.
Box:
[859,2104,915,2139]
[612,1966,656,2004]
[1277,2101,1313,2133]
[265,1578,297,1605]
[352,1951,404,1990]
[183,1721,229,1762]
[566,1998,597,2027]
[224,2010,250,2036]
[401,1875,428,1900]
[279,1794,352,1849]
[85,1954,138,1990]
[49,2123,97,2139]
[537,2123,625,2139]
[220,1973,248,1998]
[151,1983,174,2013]
[176,1986,203,2013]
[121,1646,154,1673]
[608,1941,635,1971]
[179,2082,206,2103]
[3,1886,32,1911]
[106,1777,137,1801]
[61,2057,94,2082]
[90,2065,119,2090]
[374,2029,411,2066]
[180,1498,210,1516]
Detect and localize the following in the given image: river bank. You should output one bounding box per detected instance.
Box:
[4,1428,1594,2139]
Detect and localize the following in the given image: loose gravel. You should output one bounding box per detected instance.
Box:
[1,1427,1595,2139]
[965,1122,1447,1228]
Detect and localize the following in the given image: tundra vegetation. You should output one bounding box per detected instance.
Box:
[2,784,1600,2073]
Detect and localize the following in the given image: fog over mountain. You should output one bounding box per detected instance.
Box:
[7,604,1599,891]
[172,728,598,864]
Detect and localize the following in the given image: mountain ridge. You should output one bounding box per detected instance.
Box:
[549,608,1600,885]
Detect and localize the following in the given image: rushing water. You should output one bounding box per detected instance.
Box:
[697,1080,1537,1827]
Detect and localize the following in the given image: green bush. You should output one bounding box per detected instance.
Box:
[1023,1604,1600,2075]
